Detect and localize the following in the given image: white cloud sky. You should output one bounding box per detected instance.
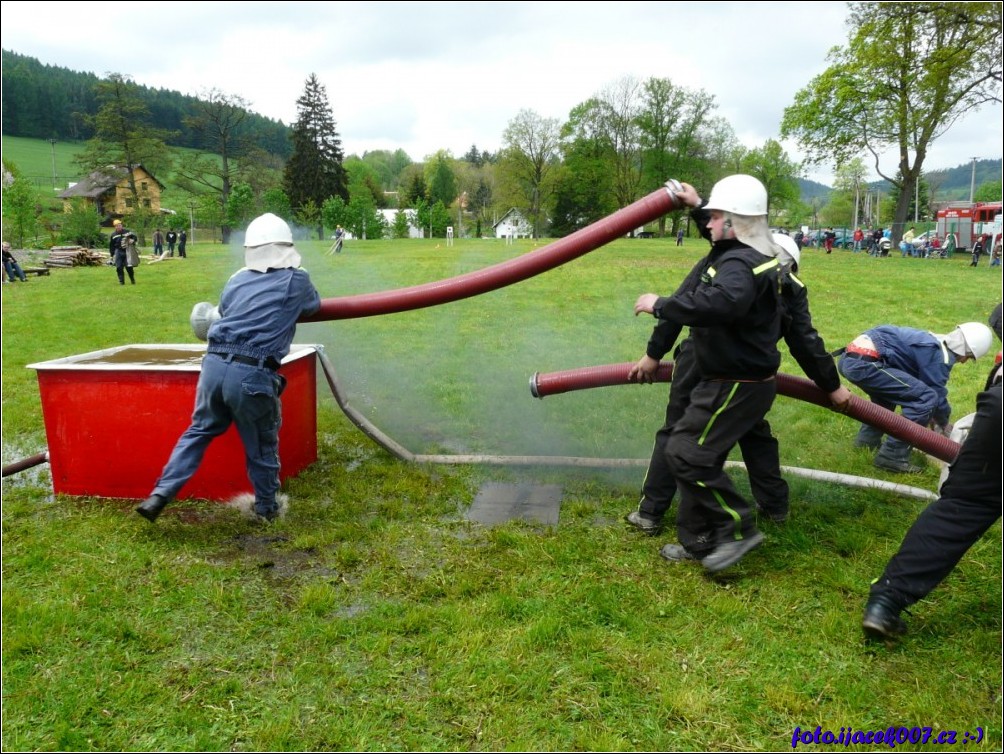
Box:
[2,0,1000,186]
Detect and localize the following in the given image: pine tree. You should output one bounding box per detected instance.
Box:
[283,74,349,239]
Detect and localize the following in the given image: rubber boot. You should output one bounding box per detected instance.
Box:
[136,494,169,522]
[874,440,922,474]
[862,594,907,640]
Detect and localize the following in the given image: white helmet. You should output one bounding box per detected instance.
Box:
[956,322,993,359]
[705,174,767,216]
[190,301,221,341]
[772,233,800,268]
[244,213,292,247]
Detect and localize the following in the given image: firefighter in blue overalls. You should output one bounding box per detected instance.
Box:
[837,321,992,473]
[136,213,321,523]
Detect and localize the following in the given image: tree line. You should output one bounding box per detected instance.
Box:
[1,50,291,156]
[3,3,1000,249]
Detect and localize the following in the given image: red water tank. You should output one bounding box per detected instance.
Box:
[28,344,318,501]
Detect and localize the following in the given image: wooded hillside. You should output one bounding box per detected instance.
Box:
[1,49,292,157]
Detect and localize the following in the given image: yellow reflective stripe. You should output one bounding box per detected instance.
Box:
[697,481,744,540]
[708,258,778,278]
[752,258,779,275]
[789,272,805,288]
[698,381,740,445]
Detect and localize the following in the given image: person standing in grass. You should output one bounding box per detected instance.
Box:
[626,224,851,534]
[329,225,345,255]
[969,234,985,267]
[109,219,138,285]
[136,213,321,524]
[630,175,783,574]
[863,305,1002,641]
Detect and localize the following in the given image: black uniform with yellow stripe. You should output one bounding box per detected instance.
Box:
[649,238,782,559]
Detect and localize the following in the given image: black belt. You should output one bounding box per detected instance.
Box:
[843,352,880,363]
[209,352,281,371]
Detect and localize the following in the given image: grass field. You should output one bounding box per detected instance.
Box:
[2,235,1001,751]
[1,135,210,217]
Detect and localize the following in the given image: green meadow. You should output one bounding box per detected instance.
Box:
[2,235,1001,751]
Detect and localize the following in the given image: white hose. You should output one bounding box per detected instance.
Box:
[314,345,938,502]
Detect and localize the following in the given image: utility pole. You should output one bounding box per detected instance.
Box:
[853,176,860,230]
[48,138,58,189]
[969,157,978,203]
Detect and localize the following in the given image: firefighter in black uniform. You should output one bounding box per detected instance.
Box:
[632,175,782,573]
[626,208,852,535]
[109,219,137,285]
[863,305,1003,639]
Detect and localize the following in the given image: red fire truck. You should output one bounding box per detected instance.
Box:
[935,201,1002,250]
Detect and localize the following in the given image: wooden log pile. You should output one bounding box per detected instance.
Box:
[44,246,108,268]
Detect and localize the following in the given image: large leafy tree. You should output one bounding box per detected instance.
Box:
[75,73,176,234]
[174,89,252,243]
[283,74,349,239]
[358,148,413,192]
[740,140,802,225]
[637,78,716,236]
[551,109,618,236]
[781,2,1002,244]
[498,109,561,238]
[427,153,458,208]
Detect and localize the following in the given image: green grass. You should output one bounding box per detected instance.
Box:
[2,134,213,217]
[2,237,1002,751]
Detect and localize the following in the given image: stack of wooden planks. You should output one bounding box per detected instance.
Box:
[44,246,108,268]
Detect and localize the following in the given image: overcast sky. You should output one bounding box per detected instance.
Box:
[2,0,1000,186]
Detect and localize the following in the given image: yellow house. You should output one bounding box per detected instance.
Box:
[59,165,165,223]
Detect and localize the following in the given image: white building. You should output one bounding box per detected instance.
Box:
[377,208,424,239]
[493,208,534,239]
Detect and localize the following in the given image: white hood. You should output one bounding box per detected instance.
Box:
[244,242,302,272]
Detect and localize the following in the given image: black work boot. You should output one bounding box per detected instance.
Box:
[862,595,907,640]
[625,510,664,535]
[136,494,169,522]
[874,442,923,474]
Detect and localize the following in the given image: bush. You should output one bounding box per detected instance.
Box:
[56,199,106,247]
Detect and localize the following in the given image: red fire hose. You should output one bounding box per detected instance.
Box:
[301,186,682,321]
[529,362,962,463]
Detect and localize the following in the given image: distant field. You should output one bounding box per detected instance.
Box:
[2,135,213,212]
[2,135,85,207]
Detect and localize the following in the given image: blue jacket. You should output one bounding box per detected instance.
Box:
[866,325,955,420]
[208,267,321,364]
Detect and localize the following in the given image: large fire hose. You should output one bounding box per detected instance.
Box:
[529,361,961,464]
[1,350,940,502]
[301,185,683,321]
